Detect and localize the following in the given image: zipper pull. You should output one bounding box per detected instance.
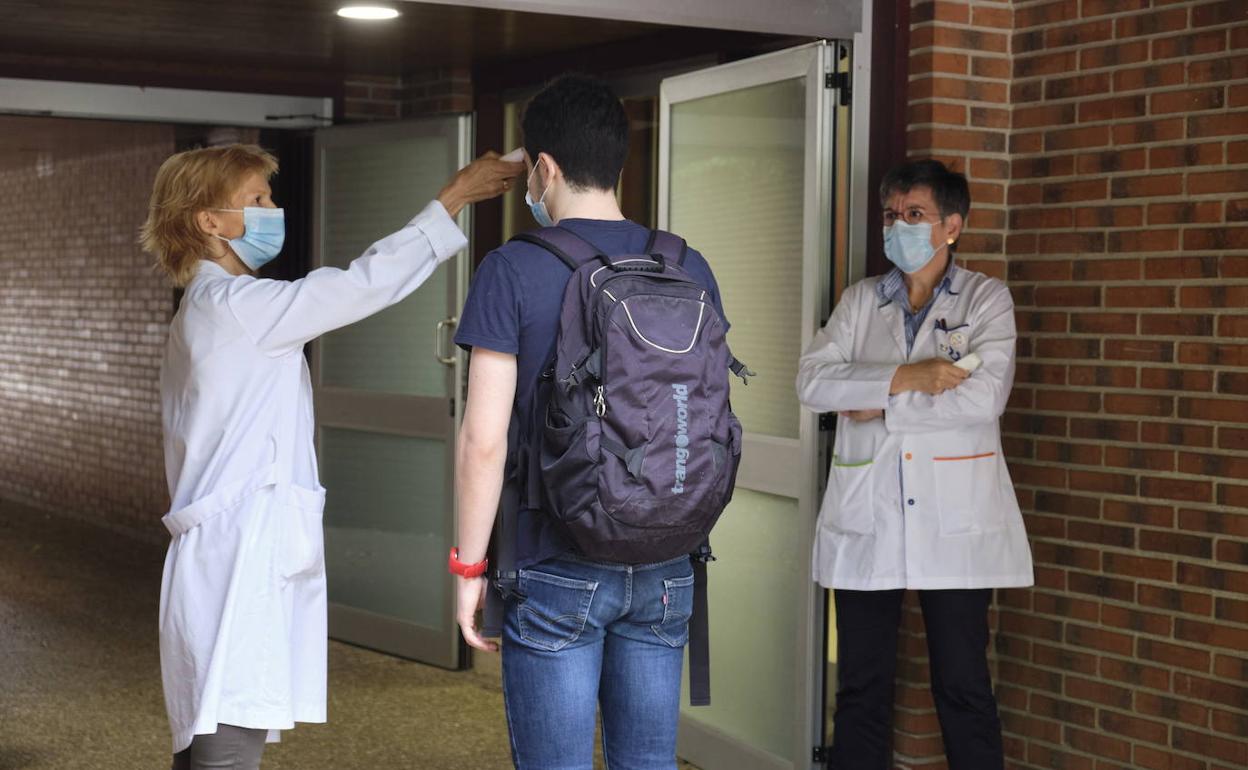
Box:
[594,385,607,417]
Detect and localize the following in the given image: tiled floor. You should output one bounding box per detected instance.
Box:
[0,500,698,770]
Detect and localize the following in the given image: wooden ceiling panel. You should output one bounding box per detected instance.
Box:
[0,0,687,80]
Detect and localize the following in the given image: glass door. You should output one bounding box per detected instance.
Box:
[659,41,844,769]
[311,116,472,669]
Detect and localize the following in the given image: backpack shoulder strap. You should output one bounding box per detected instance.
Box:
[509,226,603,271]
[645,229,689,267]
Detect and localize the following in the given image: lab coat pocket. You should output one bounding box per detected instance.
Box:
[822,455,876,535]
[934,323,971,363]
[933,452,1003,535]
[279,484,326,581]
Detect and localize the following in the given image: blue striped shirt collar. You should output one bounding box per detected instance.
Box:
[876,258,959,309]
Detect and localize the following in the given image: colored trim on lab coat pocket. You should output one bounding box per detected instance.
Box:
[823,455,876,535]
[278,484,326,581]
[933,452,1005,536]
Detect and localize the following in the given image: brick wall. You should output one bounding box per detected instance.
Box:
[904,1,1248,768]
[343,66,473,122]
[0,120,176,540]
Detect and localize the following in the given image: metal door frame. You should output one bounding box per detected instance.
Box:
[658,40,842,770]
[310,115,473,668]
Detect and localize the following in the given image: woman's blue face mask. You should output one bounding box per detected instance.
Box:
[214,207,285,270]
[883,220,949,274]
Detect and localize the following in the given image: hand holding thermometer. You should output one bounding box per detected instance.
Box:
[500,147,525,163]
[954,352,982,373]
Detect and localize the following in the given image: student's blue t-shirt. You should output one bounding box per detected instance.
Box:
[454,218,729,568]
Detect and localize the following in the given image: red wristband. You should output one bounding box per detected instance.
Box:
[448,547,488,578]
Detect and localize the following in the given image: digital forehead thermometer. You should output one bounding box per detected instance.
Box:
[955,352,982,373]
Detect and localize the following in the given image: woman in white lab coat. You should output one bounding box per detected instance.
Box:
[796,160,1032,770]
[140,144,521,770]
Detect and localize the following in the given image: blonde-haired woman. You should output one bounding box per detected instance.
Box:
[141,144,520,770]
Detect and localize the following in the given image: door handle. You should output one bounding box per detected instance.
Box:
[435,317,458,366]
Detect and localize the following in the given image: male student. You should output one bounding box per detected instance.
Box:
[451,74,731,770]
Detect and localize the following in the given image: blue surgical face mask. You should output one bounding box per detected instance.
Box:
[883,220,948,274]
[214,207,285,270]
[525,162,554,228]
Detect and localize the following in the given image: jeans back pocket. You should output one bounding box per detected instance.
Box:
[516,570,599,652]
[651,574,695,648]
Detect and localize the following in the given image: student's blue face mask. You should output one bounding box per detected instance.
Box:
[214,207,285,270]
[883,220,948,274]
[525,161,554,228]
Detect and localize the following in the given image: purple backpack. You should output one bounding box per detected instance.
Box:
[500,226,751,705]
[514,226,746,562]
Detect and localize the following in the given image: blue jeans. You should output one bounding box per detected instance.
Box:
[501,554,694,770]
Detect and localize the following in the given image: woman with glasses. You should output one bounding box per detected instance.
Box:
[795,159,1032,770]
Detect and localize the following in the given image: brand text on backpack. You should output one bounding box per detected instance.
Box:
[672,383,690,494]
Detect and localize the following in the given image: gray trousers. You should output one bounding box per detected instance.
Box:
[171,725,267,770]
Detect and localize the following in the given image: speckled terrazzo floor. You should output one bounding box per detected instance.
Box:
[0,499,699,770]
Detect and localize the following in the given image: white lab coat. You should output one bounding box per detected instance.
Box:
[158,201,466,752]
[796,265,1034,591]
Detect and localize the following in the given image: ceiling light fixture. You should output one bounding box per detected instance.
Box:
[336,5,401,20]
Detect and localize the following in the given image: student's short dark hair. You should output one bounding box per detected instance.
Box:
[879,159,971,220]
[522,74,629,192]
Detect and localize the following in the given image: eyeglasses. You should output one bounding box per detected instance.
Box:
[882,208,941,227]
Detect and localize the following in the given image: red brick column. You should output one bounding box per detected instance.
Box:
[904,1,1248,768]
[900,2,1015,766]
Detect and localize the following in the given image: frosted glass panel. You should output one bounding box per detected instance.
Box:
[320,137,457,395]
[669,78,806,439]
[681,489,802,761]
[321,427,448,630]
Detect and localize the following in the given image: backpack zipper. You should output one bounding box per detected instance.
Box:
[588,270,720,420]
[592,289,727,422]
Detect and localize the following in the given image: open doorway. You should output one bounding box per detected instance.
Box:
[0,2,869,768]
[306,36,856,767]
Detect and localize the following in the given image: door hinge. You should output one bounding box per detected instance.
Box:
[813,745,832,763]
[819,413,837,432]
[449,398,456,418]
[824,71,851,106]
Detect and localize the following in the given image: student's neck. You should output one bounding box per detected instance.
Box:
[553,189,626,223]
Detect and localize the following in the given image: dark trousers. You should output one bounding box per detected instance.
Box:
[829,588,1004,770]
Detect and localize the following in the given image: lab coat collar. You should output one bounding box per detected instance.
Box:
[911,283,961,358]
[194,259,231,281]
[875,258,960,360]
[879,299,908,359]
